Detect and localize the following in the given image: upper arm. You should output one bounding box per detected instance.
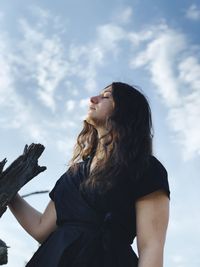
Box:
[37,200,57,243]
[135,190,169,254]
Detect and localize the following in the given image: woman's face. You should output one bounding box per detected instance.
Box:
[86,86,114,127]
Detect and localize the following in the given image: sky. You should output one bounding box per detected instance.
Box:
[0,0,200,266]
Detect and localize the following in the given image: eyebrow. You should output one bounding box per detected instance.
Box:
[100,90,112,94]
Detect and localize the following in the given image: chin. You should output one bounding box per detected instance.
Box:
[85,116,95,126]
[85,116,104,128]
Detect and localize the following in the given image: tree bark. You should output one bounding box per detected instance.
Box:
[0,239,9,265]
[0,143,46,218]
[0,143,46,264]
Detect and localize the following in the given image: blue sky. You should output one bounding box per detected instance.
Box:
[0,0,200,266]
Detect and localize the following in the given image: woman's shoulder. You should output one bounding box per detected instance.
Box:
[130,155,170,200]
[147,155,168,177]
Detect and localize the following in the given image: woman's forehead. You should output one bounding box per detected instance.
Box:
[101,85,112,94]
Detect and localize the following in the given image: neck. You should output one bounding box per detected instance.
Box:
[91,124,112,158]
[94,134,112,160]
[96,126,109,139]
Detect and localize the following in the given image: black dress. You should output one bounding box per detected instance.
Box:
[26,155,170,267]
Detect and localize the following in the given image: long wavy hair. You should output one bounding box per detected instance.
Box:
[70,82,153,194]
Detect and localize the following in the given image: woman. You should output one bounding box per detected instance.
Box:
[9,82,170,267]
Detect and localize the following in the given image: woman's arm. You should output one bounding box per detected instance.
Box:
[135,190,169,267]
[8,193,57,244]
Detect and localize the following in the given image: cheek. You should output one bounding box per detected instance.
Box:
[108,101,115,115]
[102,104,114,117]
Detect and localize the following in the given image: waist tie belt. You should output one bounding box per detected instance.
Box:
[100,212,131,251]
[60,212,130,252]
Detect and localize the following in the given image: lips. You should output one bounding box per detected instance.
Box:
[89,106,96,110]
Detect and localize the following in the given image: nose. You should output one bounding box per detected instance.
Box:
[90,95,99,104]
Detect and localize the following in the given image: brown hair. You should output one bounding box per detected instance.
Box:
[70,82,153,194]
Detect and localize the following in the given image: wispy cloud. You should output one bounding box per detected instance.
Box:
[112,6,133,24]
[130,26,185,107]
[67,23,126,92]
[0,4,200,267]
[0,7,83,147]
[185,4,200,21]
[0,35,47,141]
[1,5,200,161]
[131,26,200,160]
[66,100,76,112]
[18,18,69,112]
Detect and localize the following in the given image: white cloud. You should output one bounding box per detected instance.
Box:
[67,23,126,92]
[65,81,79,96]
[30,5,50,21]
[128,29,154,46]
[18,18,69,112]
[68,43,104,93]
[56,138,76,157]
[131,27,185,107]
[131,26,200,160]
[79,98,89,109]
[66,100,76,111]
[0,216,38,267]
[65,98,90,113]
[16,10,127,99]
[29,5,67,34]
[170,254,185,266]
[120,7,133,24]
[185,4,200,21]
[0,37,45,140]
[0,4,200,267]
[0,52,13,102]
[96,24,125,52]
[1,5,200,161]
[113,6,133,24]
[178,56,200,90]
[0,7,94,151]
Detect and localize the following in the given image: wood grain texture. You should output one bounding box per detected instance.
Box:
[0,143,46,264]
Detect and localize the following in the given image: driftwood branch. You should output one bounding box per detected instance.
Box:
[0,143,46,218]
[0,190,48,265]
[22,190,49,198]
[0,143,46,265]
[0,240,9,265]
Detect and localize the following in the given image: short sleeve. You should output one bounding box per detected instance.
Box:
[131,156,170,200]
[49,163,83,202]
[49,172,67,201]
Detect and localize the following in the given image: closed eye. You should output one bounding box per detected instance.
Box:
[100,93,111,99]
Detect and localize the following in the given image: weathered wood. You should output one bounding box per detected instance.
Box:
[0,159,7,177]
[0,143,46,218]
[0,239,9,265]
[0,144,46,264]
[22,190,49,198]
